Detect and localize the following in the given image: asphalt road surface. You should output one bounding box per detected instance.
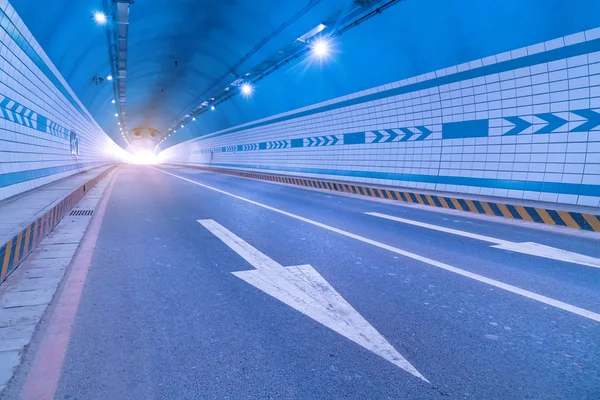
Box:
[6,165,600,400]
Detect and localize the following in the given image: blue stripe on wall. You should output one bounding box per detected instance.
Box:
[344,132,365,145]
[191,162,600,197]
[0,9,92,125]
[442,119,489,139]
[0,162,105,188]
[194,38,600,143]
[36,114,48,132]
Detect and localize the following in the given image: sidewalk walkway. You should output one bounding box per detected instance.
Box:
[0,165,115,284]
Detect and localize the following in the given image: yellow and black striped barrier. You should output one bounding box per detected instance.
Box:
[0,166,115,285]
[172,164,600,233]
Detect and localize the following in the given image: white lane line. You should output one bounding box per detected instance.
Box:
[366,212,510,245]
[366,212,600,269]
[198,219,427,381]
[151,167,600,323]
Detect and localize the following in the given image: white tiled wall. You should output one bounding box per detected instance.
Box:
[0,1,116,202]
[162,28,600,208]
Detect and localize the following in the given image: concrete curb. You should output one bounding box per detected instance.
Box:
[0,166,117,285]
[169,164,600,233]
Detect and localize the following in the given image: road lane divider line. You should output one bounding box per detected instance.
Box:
[198,219,428,382]
[152,167,600,323]
[366,212,600,269]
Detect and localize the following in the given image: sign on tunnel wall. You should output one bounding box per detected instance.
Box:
[70,131,79,156]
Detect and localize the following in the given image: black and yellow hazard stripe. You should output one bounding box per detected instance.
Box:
[0,166,116,285]
[172,164,600,233]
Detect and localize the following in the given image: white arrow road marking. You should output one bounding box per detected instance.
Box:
[366,212,600,269]
[198,219,428,382]
[152,167,600,323]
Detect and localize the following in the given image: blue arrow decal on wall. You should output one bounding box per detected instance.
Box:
[322,136,330,145]
[415,126,432,141]
[307,137,315,147]
[571,109,600,132]
[399,128,414,142]
[503,116,532,136]
[384,129,398,142]
[535,113,568,134]
[330,135,339,145]
[371,130,385,143]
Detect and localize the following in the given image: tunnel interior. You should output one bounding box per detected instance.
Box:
[0,1,599,399]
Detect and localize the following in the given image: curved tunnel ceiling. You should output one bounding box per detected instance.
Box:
[9,0,600,152]
[9,0,350,151]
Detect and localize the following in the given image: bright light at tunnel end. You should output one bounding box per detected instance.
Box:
[131,151,158,165]
[93,11,107,25]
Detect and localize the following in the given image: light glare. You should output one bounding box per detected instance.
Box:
[241,83,253,96]
[211,106,216,111]
[311,38,330,58]
[107,75,113,81]
[94,11,107,25]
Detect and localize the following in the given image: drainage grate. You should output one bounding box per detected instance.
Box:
[70,209,94,216]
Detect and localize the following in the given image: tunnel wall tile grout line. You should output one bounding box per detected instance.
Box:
[167,163,600,233]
